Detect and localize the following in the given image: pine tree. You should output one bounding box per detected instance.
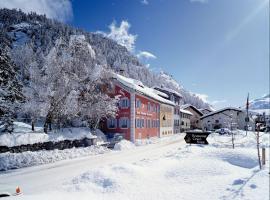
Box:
[0,47,23,133]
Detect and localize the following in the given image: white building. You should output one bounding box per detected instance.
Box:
[180,109,193,132]
[200,107,255,131]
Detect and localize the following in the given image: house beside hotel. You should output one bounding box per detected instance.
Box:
[180,109,193,132]
[181,104,203,130]
[102,73,175,142]
[199,108,213,115]
[200,107,255,131]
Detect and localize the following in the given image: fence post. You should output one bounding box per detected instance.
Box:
[262,147,266,166]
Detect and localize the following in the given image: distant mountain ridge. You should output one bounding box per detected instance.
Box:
[249,94,270,113]
[0,8,210,109]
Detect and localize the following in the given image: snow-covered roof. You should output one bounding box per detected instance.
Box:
[114,73,175,106]
[180,104,203,116]
[201,107,243,119]
[180,109,193,115]
[198,108,213,112]
[153,86,182,98]
[152,89,169,98]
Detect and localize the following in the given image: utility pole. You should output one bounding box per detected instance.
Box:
[230,114,234,149]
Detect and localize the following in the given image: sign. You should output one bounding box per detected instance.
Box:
[184,131,210,145]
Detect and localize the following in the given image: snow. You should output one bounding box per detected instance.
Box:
[180,109,193,115]
[0,122,97,147]
[113,140,135,150]
[159,71,183,91]
[95,129,108,145]
[250,109,270,115]
[249,94,270,110]
[11,23,32,30]
[69,35,96,58]
[114,73,175,106]
[201,107,243,119]
[0,146,110,171]
[153,86,182,98]
[0,131,269,200]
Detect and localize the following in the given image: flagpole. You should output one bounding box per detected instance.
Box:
[246,93,249,136]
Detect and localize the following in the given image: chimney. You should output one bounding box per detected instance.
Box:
[119,68,125,75]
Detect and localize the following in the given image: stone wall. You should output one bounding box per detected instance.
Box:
[0,137,97,154]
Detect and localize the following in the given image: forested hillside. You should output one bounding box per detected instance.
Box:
[0,8,210,131]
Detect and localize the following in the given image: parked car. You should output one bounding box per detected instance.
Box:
[215,128,232,135]
[106,133,124,148]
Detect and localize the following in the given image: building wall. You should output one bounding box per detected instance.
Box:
[102,85,132,140]
[160,104,174,137]
[174,106,181,134]
[184,107,202,129]
[134,94,160,140]
[180,112,191,132]
[201,110,254,131]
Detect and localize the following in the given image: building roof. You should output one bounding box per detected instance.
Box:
[180,104,204,116]
[153,86,183,98]
[200,107,243,119]
[199,108,213,112]
[180,109,193,115]
[113,73,175,106]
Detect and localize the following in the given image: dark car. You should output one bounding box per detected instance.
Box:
[215,128,232,135]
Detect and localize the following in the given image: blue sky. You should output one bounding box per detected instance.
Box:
[1,0,269,109]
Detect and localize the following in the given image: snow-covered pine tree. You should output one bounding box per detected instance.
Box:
[0,47,23,133]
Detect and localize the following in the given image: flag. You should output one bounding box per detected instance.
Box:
[246,93,249,110]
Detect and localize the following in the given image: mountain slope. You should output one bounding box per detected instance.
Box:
[0,8,210,110]
[250,94,270,110]
[249,94,270,114]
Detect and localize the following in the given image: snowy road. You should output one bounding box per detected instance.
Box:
[0,136,185,195]
[0,133,269,200]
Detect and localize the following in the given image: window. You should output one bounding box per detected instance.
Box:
[148,119,151,128]
[147,102,151,111]
[215,120,219,123]
[119,98,129,108]
[107,118,117,129]
[181,121,184,125]
[136,99,141,108]
[119,117,129,128]
[136,119,139,128]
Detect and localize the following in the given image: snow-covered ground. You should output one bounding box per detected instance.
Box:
[0,131,269,200]
[0,122,97,147]
[0,146,110,171]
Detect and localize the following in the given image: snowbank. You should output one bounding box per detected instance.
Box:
[0,146,110,171]
[114,140,135,151]
[60,145,269,200]
[0,122,97,147]
[135,134,182,146]
[208,130,269,149]
[95,129,108,144]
